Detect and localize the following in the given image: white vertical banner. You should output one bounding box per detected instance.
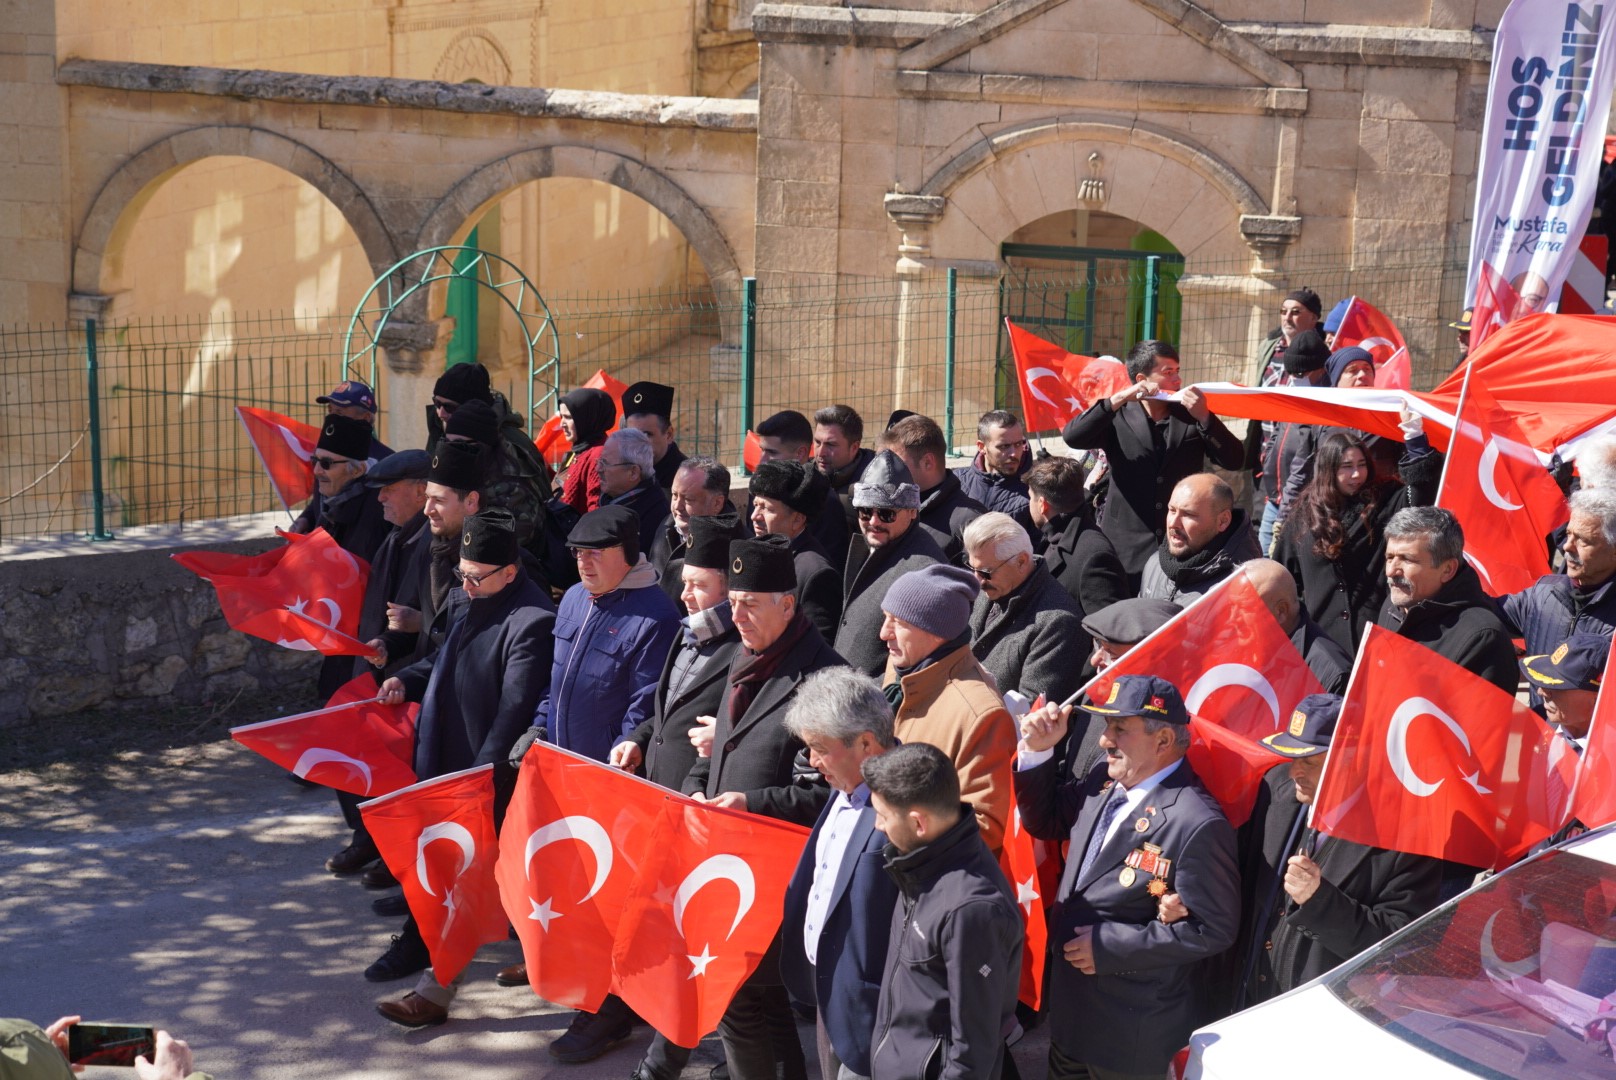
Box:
[1466,1,1616,345]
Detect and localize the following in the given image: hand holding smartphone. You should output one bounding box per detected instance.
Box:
[67,1022,156,1068]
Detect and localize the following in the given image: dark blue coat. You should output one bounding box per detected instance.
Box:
[953,452,1034,538]
[534,559,682,762]
[397,567,556,781]
[780,793,896,1076]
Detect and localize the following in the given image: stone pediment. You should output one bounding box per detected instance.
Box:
[896,0,1306,115]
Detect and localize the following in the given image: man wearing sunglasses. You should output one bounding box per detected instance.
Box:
[963,511,1088,711]
[372,507,556,1027]
[834,450,945,679]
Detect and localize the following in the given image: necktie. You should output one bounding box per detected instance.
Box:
[1075,786,1125,885]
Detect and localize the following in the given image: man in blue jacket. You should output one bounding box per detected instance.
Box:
[953,409,1035,539]
[780,667,899,1080]
[521,503,681,1063]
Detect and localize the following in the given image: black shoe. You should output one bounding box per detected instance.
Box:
[326,842,379,875]
[371,893,408,917]
[708,1064,729,1080]
[547,1008,632,1063]
[361,862,398,889]
[364,933,430,982]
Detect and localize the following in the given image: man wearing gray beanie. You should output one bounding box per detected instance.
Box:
[878,564,1016,854]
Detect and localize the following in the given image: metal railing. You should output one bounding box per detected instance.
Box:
[0,241,1474,544]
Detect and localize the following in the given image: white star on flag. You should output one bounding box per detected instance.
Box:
[687,944,716,979]
[529,896,561,931]
[1016,875,1040,916]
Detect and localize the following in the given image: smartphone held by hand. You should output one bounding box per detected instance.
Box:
[67,1022,156,1068]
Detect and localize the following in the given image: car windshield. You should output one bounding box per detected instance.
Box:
[1324,848,1616,1080]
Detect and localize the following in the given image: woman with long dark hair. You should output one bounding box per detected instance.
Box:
[551,386,617,514]
[1274,416,1441,653]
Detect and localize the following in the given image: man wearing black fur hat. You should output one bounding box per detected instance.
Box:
[622,380,686,493]
[368,507,557,1016]
[686,534,841,1080]
[439,397,550,570]
[750,459,842,640]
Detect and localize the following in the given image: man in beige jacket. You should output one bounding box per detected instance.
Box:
[878,563,1016,853]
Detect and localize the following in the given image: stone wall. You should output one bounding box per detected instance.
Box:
[0,538,320,728]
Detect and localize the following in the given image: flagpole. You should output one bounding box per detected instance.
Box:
[1434,361,1474,508]
[228,695,385,735]
[356,761,495,809]
[1306,628,1376,832]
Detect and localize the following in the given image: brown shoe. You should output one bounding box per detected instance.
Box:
[494,963,527,988]
[376,992,448,1028]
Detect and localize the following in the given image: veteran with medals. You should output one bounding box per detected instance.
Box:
[1012,675,1239,1080]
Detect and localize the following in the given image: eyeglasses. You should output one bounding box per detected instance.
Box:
[453,565,507,586]
[856,507,899,523]
[969,557,1013,581]
[432,397,460,415]
[311,456,348,471]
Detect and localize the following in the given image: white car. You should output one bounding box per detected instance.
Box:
[1185,826,1616,1079]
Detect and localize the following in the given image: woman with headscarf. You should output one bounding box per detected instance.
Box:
[1274,414,1440,653]
[552,386,616,515]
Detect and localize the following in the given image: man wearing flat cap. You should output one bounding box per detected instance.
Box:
[686,534,842,1080]
[750,459,843,640]
[622,380,687,494]
[613,513,748,1080]
[1177,693,1441,1014]
[1014,676,1238,1080]
[369,507,557,1017]
[509,503,681,1063]
[835,450,946,679]
[880,563,1016,854]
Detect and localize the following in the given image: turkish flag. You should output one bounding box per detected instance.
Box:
[230,672,417,796]
[361,764,509,986]
[1331,297,1411,391]
[1004,319,1130,433]
[171,528,373,656]
[1437,372,1569,596]
[1000,799,1048,1010]
[1572,649,1616,830]
[611,798,810,1048]
[235,406,318,511]
[534,370,627,466]
[1313,625,1577,869]
[1469,259,1525,351]
[495,741,667,1010]
[1083,572,1325,824]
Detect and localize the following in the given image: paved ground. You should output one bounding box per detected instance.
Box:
[1,739,1049,1079]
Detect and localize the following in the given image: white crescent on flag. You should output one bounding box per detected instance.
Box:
[672,854,756,941]
[291,747,373,792]
[417,821,477,898]
[1477,438,1524,512]
[523,815,614,902]
[1184,663,1282,728]
[1385,697,1490,798]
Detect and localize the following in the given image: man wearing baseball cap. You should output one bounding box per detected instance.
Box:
[1523,632,1608,749]
[1013,675,1238,1079]
[1190,693,1442,1014]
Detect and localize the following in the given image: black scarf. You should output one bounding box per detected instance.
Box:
[1156,526,1232,582]
[883,630,971,711]
[428,530,461,614]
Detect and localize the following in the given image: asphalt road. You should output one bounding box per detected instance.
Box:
[0,740,1049,1079]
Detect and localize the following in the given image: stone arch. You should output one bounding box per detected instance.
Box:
[73,126,401,298]
[918,114,1274,268]
[416,145,744,318]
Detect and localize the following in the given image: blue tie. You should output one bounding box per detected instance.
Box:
[1076,786,1125,886]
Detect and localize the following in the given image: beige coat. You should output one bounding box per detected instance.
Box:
[886,644,1016,853]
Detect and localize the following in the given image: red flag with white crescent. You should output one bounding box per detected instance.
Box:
[1437,371,1568,597]
[1571,645,1616,831]
[999,798,1048,1010]
[171,528,373,656]
[1083,572,1325,825]
[229,672,417,796]
[361,765,509,986]
[1312,626,1576,869]
[534,369,627,466]
[235,406,318,511]
[495,741,667,1011]
[1330,297,1411,391]
[611,799,810,1048]
[1004,319,1127,433]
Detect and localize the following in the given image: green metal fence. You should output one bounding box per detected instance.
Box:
[0,241,1473,544]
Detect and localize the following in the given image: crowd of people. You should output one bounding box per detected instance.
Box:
[250,292,1615,1079]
